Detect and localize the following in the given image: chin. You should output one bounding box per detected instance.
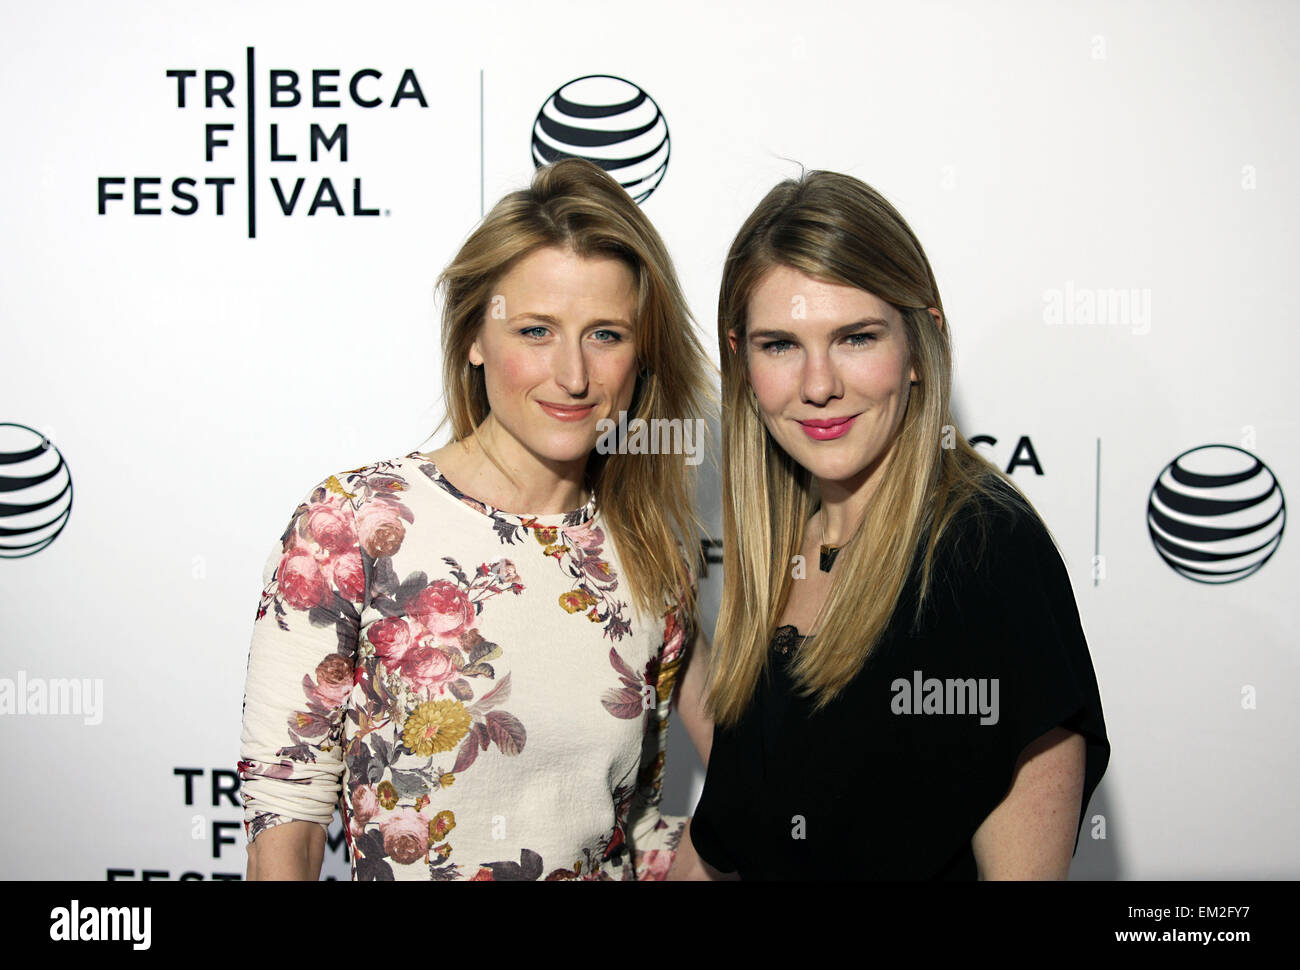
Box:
[777,440,878,485]
[529,430,600,465]
[801,458,874,484]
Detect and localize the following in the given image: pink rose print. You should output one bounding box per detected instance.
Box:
[563,521,605,552]
[356,501,407,558]
[411,580,476,637]
[352,785,379,826]
[380,807,431,865]
[399,643,458,692]
[323,550,365,603]
[637,849,676,881]
[368,617,414,671]
[306,503,355,555]
[278,552,328,611]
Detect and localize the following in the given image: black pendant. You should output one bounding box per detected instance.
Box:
[819,544,840,572]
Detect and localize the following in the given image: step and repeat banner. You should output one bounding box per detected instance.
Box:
[1,0,1296,880]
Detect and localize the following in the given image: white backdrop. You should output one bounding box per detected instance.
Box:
[1,0,1296,880]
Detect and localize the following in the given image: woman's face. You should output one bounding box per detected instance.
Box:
[731,265,917,489]
[471,245,640,469]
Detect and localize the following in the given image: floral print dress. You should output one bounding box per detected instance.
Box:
[238,451,691,880]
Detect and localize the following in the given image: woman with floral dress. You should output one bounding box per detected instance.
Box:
[238,158,716,881]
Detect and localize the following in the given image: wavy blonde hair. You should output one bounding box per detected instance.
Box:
[708,170,1039,727]
[432,157,715,627]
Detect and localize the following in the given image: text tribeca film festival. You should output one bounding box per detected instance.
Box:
[96,48,428,236]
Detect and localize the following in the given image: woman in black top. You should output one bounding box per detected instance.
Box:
[686,171,1110,880]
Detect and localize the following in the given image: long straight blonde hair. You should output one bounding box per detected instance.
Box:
[708,170,1036,727]
[433,158,715,628]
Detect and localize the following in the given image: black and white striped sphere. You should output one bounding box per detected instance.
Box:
[0,423,74,559]
[531,75,670,203]
[1147,444,1284,584]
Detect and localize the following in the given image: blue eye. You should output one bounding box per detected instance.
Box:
[591,329,623,343]
[846,332,879,346]
[520,326,548,339]
[762,339,794,354]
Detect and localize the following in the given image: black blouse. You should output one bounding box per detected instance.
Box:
[690,484,1111,880]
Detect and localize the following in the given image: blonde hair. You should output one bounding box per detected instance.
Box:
[432,157,715,626]
[709,170,1039,726]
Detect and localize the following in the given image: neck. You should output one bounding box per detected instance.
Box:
[816,444,896,546]
[442,416,591,515]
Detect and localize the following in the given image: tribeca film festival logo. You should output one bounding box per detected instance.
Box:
[0,422,73,558]
[1147,443,1285,583]
[96,49,428,237]
[531,75,670,203]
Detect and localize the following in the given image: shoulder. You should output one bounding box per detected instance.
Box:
[334,452,419,489]
[927,477,1064,602]
[287,454,418,538]
[310,453,432,511]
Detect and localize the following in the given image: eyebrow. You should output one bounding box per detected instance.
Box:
[507,312,633,329]
[748,317,890,341]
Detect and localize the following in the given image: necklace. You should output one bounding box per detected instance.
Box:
[818,506,852,572]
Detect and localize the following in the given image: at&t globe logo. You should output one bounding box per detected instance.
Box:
[0,423,74,558]
[531,75,670,203]
[1147,444,1284,584]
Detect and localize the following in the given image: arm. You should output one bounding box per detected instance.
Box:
[671,625,714,767]
[246,819,327,881]
[970,726,1086,880]
[666,817,741,881]
[664,627,740,880]
[963,491,1108,881]
[238,476,364,880]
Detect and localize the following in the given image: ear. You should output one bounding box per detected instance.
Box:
[927,307,944,333]
[726,327,740,354]
[469,337,484,368]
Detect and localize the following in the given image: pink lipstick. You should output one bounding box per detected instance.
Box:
[797,415,857,440]
[538,401,596,422]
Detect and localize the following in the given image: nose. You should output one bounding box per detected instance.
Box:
[554,337,590,397]
[800,345,842,406]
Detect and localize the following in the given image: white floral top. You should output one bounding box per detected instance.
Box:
[238,451,691,880]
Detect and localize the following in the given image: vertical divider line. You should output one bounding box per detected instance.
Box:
[247,46,256,239]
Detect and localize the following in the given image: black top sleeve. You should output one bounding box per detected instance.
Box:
[957,489,1111,857]
[687,796,737,874]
